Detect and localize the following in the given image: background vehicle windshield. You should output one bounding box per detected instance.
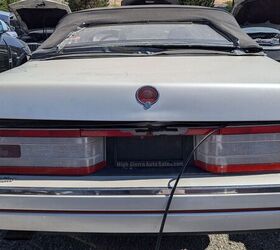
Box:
[59,23,233,49]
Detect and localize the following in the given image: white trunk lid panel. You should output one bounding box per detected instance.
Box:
[0,56,279,122]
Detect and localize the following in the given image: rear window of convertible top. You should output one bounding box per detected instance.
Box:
[59,23,233,48]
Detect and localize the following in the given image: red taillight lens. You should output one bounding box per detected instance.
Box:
[0,134,105,175]
[194,126,280,173]
[0,129,81,137]
[2,125,280,175]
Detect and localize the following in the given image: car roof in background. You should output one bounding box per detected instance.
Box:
[36,5,262,52]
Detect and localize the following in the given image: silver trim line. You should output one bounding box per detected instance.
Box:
[0,185,280,196]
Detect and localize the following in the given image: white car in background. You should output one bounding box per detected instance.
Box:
[0,5,280,250]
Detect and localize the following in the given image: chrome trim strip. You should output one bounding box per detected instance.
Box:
[1,207,280,214]
[0,185,279,196]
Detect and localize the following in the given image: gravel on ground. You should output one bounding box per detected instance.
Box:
[0,231,279,250]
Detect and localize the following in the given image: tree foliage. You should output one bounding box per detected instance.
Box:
[0,0,109,12]
[1,0,219,14]
[67,0,109,11]
[179,0,215,7]
[0,0,18,11]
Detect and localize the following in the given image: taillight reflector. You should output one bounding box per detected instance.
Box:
[1,125,280,175]
[195,160,280,174]
[195,131,280,174]
[187,125,280,135]
[0,130,81,137]
[1,125,280,138]
[0,137,105,175]
[0,161,106,176]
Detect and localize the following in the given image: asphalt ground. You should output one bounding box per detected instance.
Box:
[0,231,279,250]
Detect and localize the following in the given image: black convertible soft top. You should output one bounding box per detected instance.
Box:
[37,5,261,51]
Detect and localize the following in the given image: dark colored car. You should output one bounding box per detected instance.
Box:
[0,20,31,73]
[232,0,280,62]
[9,0,71,52]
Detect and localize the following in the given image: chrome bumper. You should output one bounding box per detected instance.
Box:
[0,184,280,233]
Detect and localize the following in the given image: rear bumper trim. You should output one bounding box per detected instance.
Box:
[1,207,280,214]
[0,184,280,232]
[0,210,280,233]
[0,184,280,196]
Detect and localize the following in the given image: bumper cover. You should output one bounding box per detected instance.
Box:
[0,185,280,233]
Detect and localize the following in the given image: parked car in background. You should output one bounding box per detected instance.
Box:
[233,0,280,62]
[9,0,71,52]
[0,11,26,38]
[0,10,19,38]
[0,39,10,73]
[0,20,30,73]
[0,6,280,250]
[5,24,19,38]
[0,10,15,26]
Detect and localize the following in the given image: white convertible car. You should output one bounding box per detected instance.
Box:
[0,5,280,246]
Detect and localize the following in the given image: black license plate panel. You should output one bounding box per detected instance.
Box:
[106,136,193,168]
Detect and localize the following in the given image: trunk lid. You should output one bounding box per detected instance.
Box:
[0,56,279,122]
